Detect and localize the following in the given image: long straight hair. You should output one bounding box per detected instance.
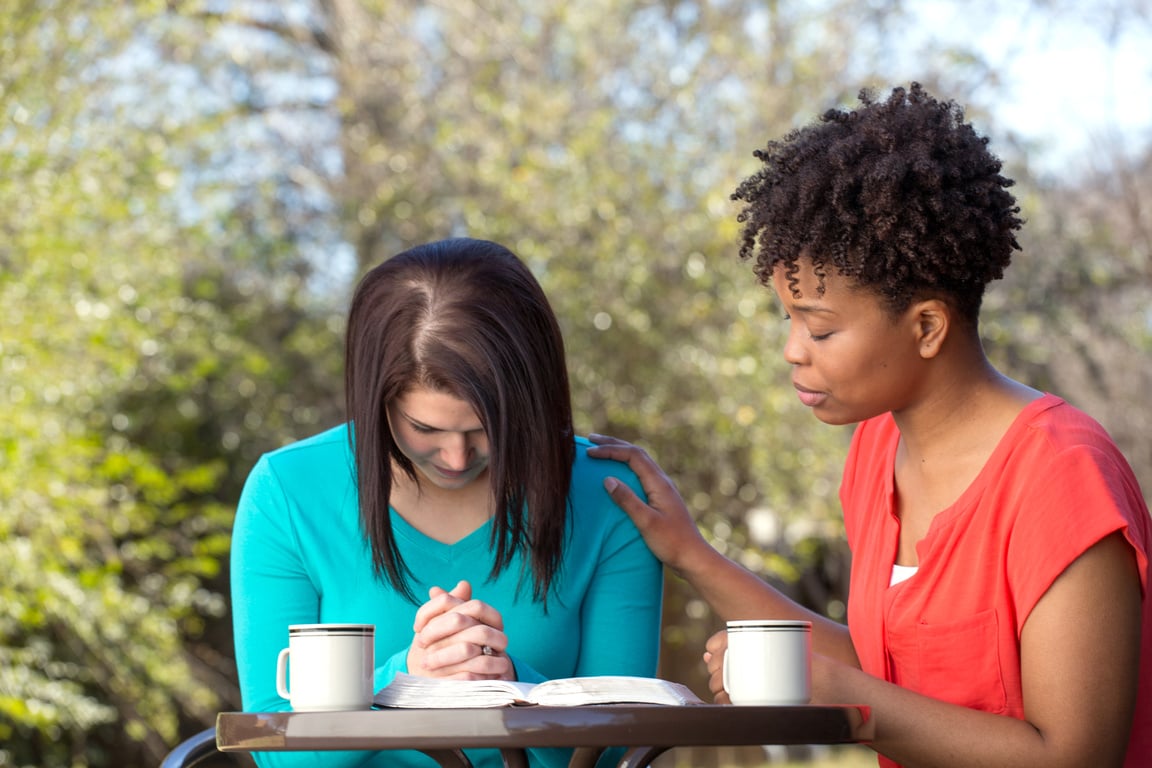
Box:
[344,238,575,604]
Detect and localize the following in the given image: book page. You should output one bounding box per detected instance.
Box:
[374,673,704,708]
[529,676,703,706]
[374,673,537,708]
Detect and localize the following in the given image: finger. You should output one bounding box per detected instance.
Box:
[708,665,727,700]
[602,476,662,530]
[416,580,474,632]
[420,628,509,674]
[705,650,723,681]
[424,580,470,606]
[413,587,467,633]
[587,439,688,514]
[591,447,678,498]
[587,433,631,448]
[585,439,650,462]
[705,629,729,655]
[417,598,506,648]
[448,598,505,632]
[409,641,504,680]
[416,608,481,647]
[448,580,472,601]
[589,435,663,472]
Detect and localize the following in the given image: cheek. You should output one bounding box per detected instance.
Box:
[851,337,916,386]
[395,430,435,458]
[824,337,894,383]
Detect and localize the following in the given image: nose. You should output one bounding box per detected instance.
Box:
[782,321,807,366]
[439,433,474,469]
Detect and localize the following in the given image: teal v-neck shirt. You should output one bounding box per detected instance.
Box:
[231,424,663,768]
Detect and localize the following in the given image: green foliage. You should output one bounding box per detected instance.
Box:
[0,5,223,763]
[1,2,342,765]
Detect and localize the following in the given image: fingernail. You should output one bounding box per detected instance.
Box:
[604,477,618,492]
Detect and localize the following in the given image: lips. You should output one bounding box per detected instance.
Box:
[793,383,826,408]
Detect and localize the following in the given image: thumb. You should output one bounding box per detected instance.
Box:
[449,579,472,601]
[603,477,646,517]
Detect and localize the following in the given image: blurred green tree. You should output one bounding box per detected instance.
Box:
[0,2,343,765]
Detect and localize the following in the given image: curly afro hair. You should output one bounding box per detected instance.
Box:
[731,82,1023,323]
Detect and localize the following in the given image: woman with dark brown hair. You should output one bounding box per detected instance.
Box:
[232,238,662,768]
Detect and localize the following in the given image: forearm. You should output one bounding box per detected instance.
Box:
[826,663,1121,768]
[676,543,857,666]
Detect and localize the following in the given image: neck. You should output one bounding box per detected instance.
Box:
[388,465,495,544]
[892,351,1039,469]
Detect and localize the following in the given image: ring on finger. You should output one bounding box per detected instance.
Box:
[480,644,495,656]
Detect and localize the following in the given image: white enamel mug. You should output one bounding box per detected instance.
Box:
[722,619,812,705]
[275,623,375,711]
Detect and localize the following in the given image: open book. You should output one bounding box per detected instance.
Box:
[374,673,704,708]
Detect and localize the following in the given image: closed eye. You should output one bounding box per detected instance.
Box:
[781,312,832,341]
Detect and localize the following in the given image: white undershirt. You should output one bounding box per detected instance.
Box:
[890,563,919,586]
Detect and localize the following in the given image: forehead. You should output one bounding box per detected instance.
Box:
[770,259,862,306]
[392,386,481,428]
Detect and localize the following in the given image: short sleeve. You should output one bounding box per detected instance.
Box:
[1006,441,1149,630]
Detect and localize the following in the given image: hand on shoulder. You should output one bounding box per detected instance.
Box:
[586,434,714,574]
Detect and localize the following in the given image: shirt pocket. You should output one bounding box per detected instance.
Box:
[887,608,1009,714]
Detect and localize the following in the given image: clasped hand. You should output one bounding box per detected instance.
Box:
[407,579,513,680]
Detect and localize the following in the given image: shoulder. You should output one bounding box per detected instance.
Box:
[569,435,645,495]
[1018,394,1119,447]
[244,423,354,493]
[1009,395,1140,485]
[236,423,357,531]
[566,435,647,524]
[997,396,1151,621]
[564,437,658,561]
[999,394,1148,547]
[259,423,351,467]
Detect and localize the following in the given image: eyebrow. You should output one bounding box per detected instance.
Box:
[399,411,483,433]
[401,413,436,430]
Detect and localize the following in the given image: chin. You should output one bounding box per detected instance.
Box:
[811,407,863,427]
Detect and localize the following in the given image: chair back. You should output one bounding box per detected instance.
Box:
[159,727,219,768]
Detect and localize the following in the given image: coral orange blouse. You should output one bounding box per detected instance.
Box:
[841,395,1152,767]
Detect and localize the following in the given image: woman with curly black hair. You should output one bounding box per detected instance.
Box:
[590,83,1151,766]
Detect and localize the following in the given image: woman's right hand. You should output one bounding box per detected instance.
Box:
[586,434,712,574]
[703,629,732,704]
[408,580,513,680]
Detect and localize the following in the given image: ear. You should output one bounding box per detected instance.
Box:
[912,299,949,359]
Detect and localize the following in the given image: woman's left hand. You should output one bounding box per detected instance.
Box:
[408,580,514,680]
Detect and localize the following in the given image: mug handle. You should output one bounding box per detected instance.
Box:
[276,648,291,700]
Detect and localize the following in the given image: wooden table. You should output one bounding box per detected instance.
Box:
[216,704,873,767]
